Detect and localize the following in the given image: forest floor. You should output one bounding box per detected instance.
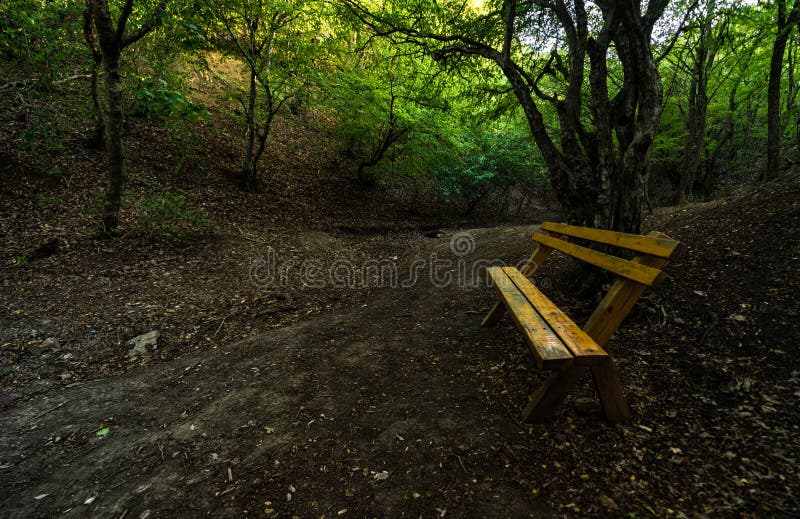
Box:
[2,84,800,516]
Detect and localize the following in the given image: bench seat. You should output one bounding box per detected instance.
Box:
[486,266,608,370]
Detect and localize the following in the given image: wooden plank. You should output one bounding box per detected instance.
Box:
[482,235,555,326]
[541,222,682,259]
[532,233,666,287]
[486,267,573,370]
[503,267,608,366]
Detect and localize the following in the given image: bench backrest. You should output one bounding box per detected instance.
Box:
[523,222,682,347]
[531,222,681,287]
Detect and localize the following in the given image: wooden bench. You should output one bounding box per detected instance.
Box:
[482,222,682,423]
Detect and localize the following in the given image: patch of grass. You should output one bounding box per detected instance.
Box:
[38,195,60,205]
[130,173,214,236]
[136,188,213,237]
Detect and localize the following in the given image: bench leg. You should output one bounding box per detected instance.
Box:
[521,366,586,422]
[481,301,507,326]
[522,362,631,423]
[591,360,631,422]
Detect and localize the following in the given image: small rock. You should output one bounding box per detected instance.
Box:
[29,337,60,356]
[59,371,74,381]
[41,337,60,350]
[128,343,148,359]
[573,397,597,415]
[127,331,160,359]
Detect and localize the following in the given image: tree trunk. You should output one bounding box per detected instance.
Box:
[83,0,104,149]
[678,78,701,202]
[680,30,711,204]
[241,68,259,191]
[87,0,165,234]
[788,42,800,146]
[88,66,105,149]
[607,6,664,235]
[767,0,800,180]
[498,61,601,229]
[356,162,376,186]
[100,53,126,234]
[767,30,790,179]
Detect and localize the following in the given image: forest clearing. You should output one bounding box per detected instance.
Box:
[2,0,800,517]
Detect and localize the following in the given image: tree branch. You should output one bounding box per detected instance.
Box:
[121,0,167,48]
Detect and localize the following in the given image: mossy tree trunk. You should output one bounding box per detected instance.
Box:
[85,0,165,235]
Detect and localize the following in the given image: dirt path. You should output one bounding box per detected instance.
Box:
[1,227,557,518]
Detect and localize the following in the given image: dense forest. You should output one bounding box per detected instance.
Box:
[2,0,800,517]
[2,0,798,234]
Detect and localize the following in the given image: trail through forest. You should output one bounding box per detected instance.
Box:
[3,0,800,515]
[2,175,799,517]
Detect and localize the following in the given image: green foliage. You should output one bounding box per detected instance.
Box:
[38,195,60,205]
[84,181,213,238]
[651,0,796,196]
[19,112,70,155]
[12,254,29,267]
[133,77,209,121]
[4,0,797,229]
[130,174,213,236]
[431,126,547,210]
[316,21,548,211]
[0,0,86,73]
[135,188,213,236]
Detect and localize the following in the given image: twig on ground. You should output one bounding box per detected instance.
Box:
[233,224,269,244]
[214,312,235,336]
[35,400,69,419]
[454,454,468,474]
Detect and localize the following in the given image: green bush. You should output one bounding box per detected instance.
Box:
[133,78,208,121]
[0,0,85,73]
[431,131,547,212]
[134,186,213,236]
